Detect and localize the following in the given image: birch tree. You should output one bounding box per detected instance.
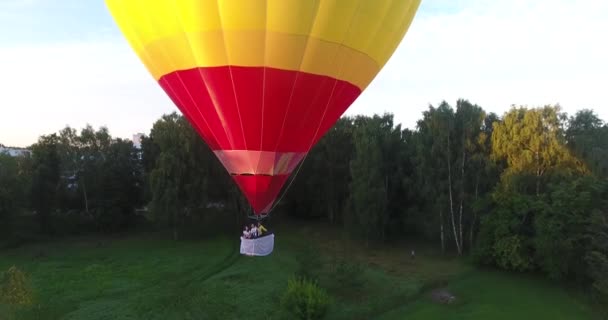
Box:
[492,105,584,195]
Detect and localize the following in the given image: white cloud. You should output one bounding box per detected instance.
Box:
[0,0,37,8]
[1,0,607,147]
[0,40,175,147]
[346,0,608,128]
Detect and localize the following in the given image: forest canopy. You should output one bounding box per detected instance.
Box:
[1,101,607,302]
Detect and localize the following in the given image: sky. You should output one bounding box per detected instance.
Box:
[1,0,607,148]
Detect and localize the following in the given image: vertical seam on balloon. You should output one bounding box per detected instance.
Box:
[118,0,216,147]
[257,0,269,177]
[377,0,421,71]
[162,81,204,139]
[360,0,396,71]
[259,0,322,213]
[215,0,256,207]
[170,0,227,152]
[216,1,249,154]
[147,2,219,149]
[306,0,365,153]
[106,1,159,81]
[271,0,322,153]
[254,1,270,207]
[267,0,366,215]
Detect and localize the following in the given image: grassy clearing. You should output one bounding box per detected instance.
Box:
[0,234,240,319]
[378,270,600,320]
[0,222,601,319]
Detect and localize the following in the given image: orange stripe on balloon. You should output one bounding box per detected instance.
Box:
[213,150,306,176]
[105,0,421,75]
[139,30,379,90]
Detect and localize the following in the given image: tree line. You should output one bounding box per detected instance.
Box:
[0,100,606,303]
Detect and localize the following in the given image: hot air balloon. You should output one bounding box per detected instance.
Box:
[105,0,421,219]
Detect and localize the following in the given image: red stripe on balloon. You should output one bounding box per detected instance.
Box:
[157,66,362,214]
[158,66,362,153]
[232,174,290,214]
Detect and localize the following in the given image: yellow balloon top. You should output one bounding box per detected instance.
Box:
[105,0,421,90]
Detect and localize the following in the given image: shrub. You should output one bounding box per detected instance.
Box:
[280,277,331,320]
[0,266,33,307]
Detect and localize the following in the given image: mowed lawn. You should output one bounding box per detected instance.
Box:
[0,225,602,320]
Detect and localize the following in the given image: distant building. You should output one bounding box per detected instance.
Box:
[132,133,144,149]
[0,145,30,157]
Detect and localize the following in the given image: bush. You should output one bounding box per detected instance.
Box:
[280,277,331,320]
[0,266,33,307]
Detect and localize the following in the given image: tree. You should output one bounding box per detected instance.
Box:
[29,134,62,234]
[397,128,424,238]
[492,105,585,196]
[468,112,501,249]
[52,125,145,232]
[413,104,451,251]
[95,138,143,232]
[534,177,597,279]
[314,117,355,225]
[140,134,160,204]
[77,125,112,220]
[476,105,608,297]
[0,155,20,235]
[566,109,608,178]
[413,101,490,254]
[474,188,538,271]
[284,117,355,222]
[452,100,487,254]
[585,200,608,303]
[149,114,191,240]
[148,113,230,239]
[348,115,388,245]
[378,117,409,240]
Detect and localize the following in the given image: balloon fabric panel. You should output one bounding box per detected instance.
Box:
[105,0,421,215]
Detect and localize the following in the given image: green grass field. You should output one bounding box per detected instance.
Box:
[0,223,602,320]
[378,271,599,320]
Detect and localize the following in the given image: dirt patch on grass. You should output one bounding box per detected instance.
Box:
[430,287,457,304]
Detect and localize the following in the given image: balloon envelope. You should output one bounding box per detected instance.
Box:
[105,0,421,215]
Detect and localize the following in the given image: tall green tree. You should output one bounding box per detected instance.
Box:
[451,100,487,254]
[149,113,193,240]
[148,112,231,239]
[315,117,355,225]
[378,116,409,240]
[348,115,388,245]
[29,134,62,234]
[468,112,501,249]
[284,117,355,222]
[566,109,608,178]
[94,138,143,232]
[474,188,539,271]
[397,128,424,238]
[534,177,598,279]
[140,134,160,204]
[476,105,604,286]
[0,155,21,235]
[77,126,112,219]
[52,125,144,232]
[413,103,453,252]
[413,100,491,254]
[585,192,608,303]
